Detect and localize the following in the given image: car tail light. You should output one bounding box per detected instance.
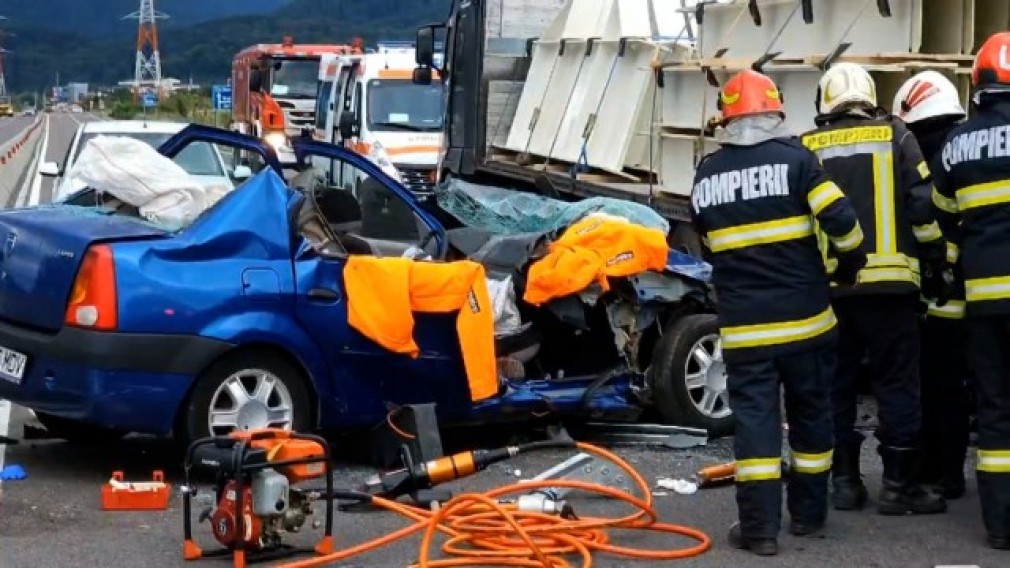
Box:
[65,244,118,331]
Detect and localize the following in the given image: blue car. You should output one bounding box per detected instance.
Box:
[0,126,726,446]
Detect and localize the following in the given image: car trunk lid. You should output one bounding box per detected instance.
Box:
[0,206,167,332]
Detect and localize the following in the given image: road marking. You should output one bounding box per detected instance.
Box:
[0,398,10,498]
[27,115,51,206]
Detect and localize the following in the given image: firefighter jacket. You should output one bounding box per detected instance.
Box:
[343,256,498,401]
[931,98,1010,317]
[523,214,669,306]
[906,115,966,319]
[691,135,865,364]
[801,114,947,297]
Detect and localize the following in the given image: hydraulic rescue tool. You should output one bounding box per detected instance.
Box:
[181,428,334,568]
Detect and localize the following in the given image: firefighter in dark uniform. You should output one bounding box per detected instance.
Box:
[691,69,867,556]
[931,31,1010,550]
[892,71,971,500]
[801,63,950,517]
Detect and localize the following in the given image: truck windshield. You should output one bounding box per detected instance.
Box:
[269,58,320,99]
[366,79,444,132]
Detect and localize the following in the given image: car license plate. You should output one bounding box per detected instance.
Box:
[0,345,27,384]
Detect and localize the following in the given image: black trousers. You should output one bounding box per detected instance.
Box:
[920,315,971,484]
[728,345,835,538]
[832,294,921,449]
[966,315,1010,539]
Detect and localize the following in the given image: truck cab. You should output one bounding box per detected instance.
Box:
[313,43,446,194]
[0,96,14,118]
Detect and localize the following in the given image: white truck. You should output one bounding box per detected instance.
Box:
[413,0,993,251]
[313,43,446,194]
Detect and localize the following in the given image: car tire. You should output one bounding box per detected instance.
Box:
[648,313,734,437]
[180,352,313,446]
[34,412,125,444]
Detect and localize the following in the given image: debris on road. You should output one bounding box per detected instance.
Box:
[101,470,170,511]
[569,422,709,449]
[0,464,26,480]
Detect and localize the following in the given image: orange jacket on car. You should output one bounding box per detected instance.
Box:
[344,256,498,401]
[524,215,669,306]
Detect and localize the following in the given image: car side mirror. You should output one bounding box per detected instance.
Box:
[413,66,433,86]
[39,161,61,177]
[232,165,253,180]
[338,111,359,141]
[249,68,263,92]
[416,26,435,68]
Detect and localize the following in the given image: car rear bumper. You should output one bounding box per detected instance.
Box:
[0,321,234,435]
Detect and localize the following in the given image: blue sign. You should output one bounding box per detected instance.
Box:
[212,85,232,111]
[141,91,158,108]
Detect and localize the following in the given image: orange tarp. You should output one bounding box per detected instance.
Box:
[344,256,498,401]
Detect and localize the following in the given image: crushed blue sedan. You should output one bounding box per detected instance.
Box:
[0,125,726,446]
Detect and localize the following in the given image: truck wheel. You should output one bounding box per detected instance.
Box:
[647,313,734,437]
[180,352,312,446]
[34,412,125,444]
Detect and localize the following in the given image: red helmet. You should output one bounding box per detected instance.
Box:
[718,69,785,123]
[972,31,1010,90]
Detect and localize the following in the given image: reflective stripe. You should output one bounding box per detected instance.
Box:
[978,449,1010,473]
[736,458,782,482]
[791,450,833,474]
[812,141,892,160]
[831,223,863,252]
[956,181,1010,211]
[701,235,711,249]
[932,187,959,213]
[917,161,930,180]
[801,126,893,152]
[859,266,918,285]
[946,242,959,264]
[927,299,966,319]
[707,216,813,252]
[966,275,1010,303]
[721,307,836,350]
[873,151,897,254]
[912,221,943,243]
[807,181,845,215]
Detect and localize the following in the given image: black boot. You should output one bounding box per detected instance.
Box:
[877,445,948,515]
[728,521,778,556]
[831,439,868,511]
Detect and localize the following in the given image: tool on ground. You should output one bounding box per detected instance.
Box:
[275,441,711,568]
[181,428,334,568]
[697,459,794,489]
[101,470,171,511]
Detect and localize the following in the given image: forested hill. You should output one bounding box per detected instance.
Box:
[2,0,450,92]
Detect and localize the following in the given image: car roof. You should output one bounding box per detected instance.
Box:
[79,120,189,135]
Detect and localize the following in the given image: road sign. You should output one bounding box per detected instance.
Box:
[141,91,158,109]
[212,85,232,111]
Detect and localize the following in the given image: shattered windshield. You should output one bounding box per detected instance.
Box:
[269,58,320,99]
[367,79,444,132]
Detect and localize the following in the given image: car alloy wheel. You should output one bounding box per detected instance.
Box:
[684,333,732,420]
[208,369,295,435]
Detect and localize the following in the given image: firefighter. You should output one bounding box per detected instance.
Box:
[892,71,970,500]
[931,31,1010,550]
[691,69,867,556]
[801,62,949,516]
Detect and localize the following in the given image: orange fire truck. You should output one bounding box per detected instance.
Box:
[231,36,362,151]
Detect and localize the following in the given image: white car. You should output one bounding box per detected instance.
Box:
[40,120,252,201]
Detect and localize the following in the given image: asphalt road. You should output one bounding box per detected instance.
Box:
[0,114,1006,567]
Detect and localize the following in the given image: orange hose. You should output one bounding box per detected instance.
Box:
[275,442,711,568]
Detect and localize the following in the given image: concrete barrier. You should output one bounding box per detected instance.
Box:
[0,118,45,207]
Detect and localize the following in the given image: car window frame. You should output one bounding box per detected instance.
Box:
[291,138,447,258]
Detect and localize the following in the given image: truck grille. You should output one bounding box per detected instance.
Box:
[398,167,436,194]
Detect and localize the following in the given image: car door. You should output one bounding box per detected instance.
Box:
[289,140,475,424]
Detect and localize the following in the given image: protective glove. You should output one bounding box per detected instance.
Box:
[833,250,867,286]
[921,261,955,307]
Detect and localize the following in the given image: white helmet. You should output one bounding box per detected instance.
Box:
[817,62,877,115]
[892,70,966,124]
